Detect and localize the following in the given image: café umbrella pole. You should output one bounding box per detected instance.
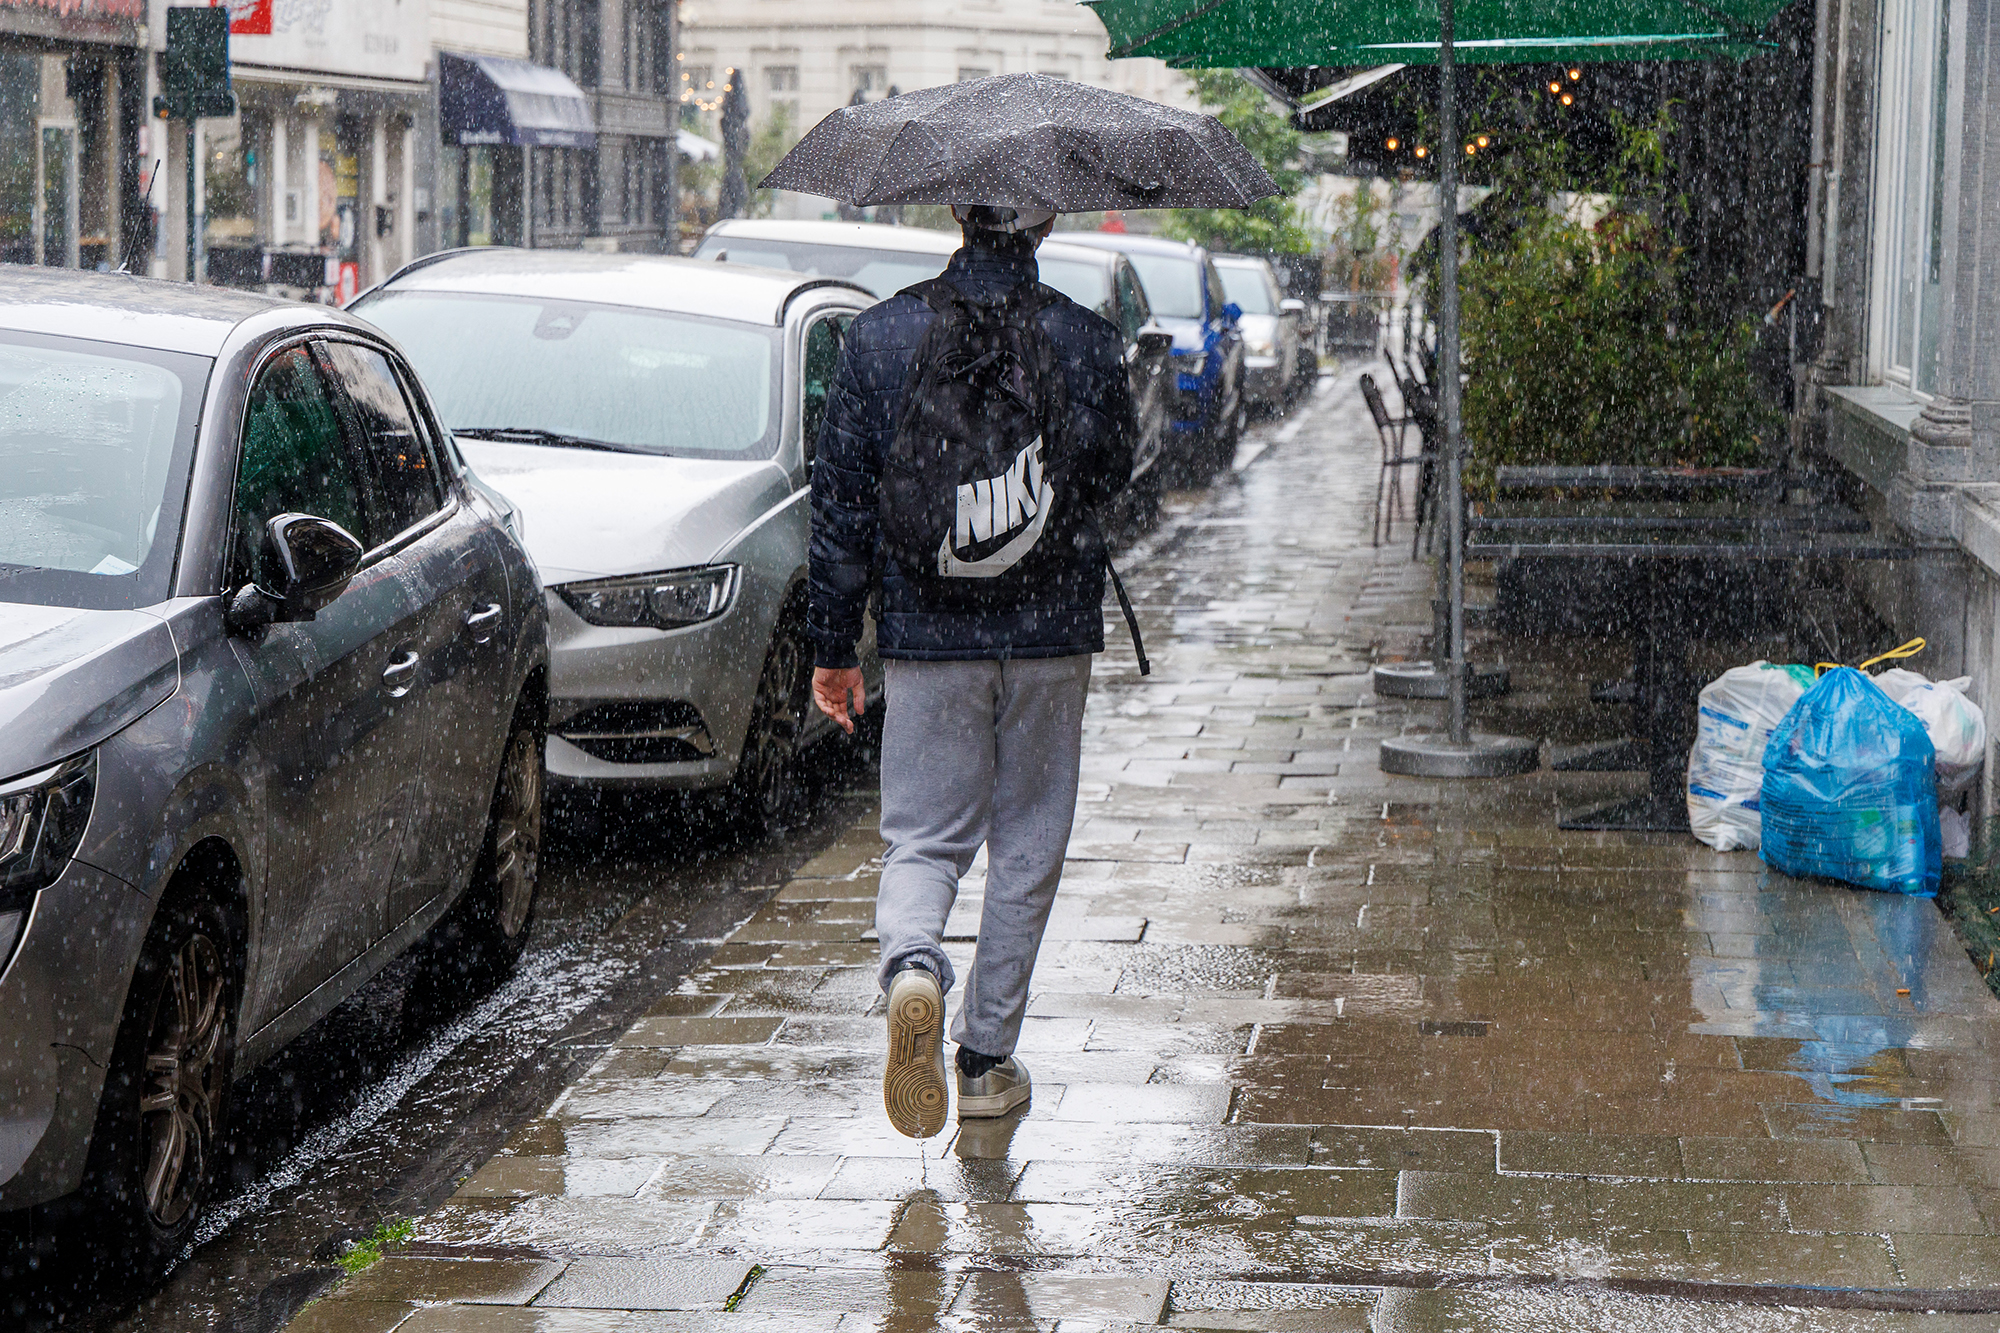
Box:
[1377,0,1540,779]
[1368,0,1508,708]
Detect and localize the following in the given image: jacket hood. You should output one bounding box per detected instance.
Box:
[0,603,179,779]
[454,441,792,585]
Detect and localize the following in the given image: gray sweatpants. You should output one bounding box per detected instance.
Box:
[875,654,1092,1057]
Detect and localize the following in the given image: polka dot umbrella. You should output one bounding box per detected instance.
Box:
[757,72,1278,210]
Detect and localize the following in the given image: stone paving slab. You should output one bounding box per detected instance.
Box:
[290,375,2000,1329]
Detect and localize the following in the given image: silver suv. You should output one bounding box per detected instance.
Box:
[0,269,549,1264]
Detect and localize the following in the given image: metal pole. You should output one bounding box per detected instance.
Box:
[1438,0,1466,745]
[184,118,198,284]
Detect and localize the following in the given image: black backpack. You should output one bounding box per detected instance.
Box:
[878,278,1149,673]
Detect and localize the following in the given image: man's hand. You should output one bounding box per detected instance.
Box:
[812,666,866,734]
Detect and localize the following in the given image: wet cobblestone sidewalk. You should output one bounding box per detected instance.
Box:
[295,374,2000,1331]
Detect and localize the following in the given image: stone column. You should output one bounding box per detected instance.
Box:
[302,116,320,260]
[369,112,388,285]
[1917,0,1999,475]
[271,113,287,247]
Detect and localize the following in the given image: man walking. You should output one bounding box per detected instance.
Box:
[807,204,1137,1138]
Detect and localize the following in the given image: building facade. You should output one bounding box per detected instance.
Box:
[676,0,1189,224]
[520,0,676,251]
[1803,0,2000,829]
[0,0,149,271]
[193,0,432,296]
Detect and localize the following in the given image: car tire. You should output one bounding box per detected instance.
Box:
[429,700,545,985]
[730,606,811,836]
[83,888,241,1276]
[1207,389,1246,478]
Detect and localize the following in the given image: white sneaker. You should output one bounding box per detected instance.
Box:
[883,967,948,1138]
[957,1055,1031,1119]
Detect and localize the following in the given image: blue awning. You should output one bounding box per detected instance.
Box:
[439,51,595,149]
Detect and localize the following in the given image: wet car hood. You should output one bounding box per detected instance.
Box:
[1152,315,1211,354]
[454,440,793,586]
[0,603,180,780]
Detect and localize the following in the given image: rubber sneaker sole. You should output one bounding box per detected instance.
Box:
[883,969,948,1138]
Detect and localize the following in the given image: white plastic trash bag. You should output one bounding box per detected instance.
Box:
[1899,676,1986,793]
[1687,661,1814,851]
[1872,667,1932,705]
[1941,804,1972,859]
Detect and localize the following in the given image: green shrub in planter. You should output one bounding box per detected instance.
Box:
[1461,207,1778,489]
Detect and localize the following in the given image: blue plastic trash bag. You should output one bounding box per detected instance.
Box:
[1759,667,1941,896]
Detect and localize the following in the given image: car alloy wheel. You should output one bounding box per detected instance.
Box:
[735,618,808,832]
[492,726,543,940]
[139,931,228,1229]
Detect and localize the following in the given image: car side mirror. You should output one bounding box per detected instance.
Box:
[1223,302,1243,323]
[1136,328,1174,358]
[1279,298,1307,315]
[224,513,364,635]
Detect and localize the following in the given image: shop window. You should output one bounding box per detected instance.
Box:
[202,115,259,285]
[956,67,990,83]
[1869,0,1953,394]
[851,64,888,98]
[767,65,799,124]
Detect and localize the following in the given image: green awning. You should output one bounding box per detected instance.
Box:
[1086,0,1790,65]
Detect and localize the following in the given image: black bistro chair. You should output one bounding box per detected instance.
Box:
[1360,371,1434,548]
[1389,350,1445,555]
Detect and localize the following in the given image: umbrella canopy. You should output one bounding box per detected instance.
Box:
[1087,0,1792,64]
[758,72,1278,210]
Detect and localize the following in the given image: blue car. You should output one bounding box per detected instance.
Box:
[1057,232,1246,480]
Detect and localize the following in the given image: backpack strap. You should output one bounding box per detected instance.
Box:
[1105,551,1151,677]
[1081,509,1150,677]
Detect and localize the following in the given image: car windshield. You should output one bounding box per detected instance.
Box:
[693,236,949,299]
[0,332,207,611]
[1217,264,1276,315]
[355,292,780,459]
[1124,252,1204,319]
[1036,257,1112,319]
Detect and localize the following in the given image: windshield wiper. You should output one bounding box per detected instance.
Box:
[452,427,651,454]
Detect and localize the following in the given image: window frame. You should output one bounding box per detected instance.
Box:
[223,336,379,593]
[317,336,455,555]
[1867,0,1955,393]
[798,306,855,467]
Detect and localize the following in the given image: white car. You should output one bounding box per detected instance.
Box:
[353,252,879,830]
[1213,253,1308,412]
[693,220,1175,492]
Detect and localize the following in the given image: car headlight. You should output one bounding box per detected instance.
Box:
[556,565,740,631]
[0,752,96,901]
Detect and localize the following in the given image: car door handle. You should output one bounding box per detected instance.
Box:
[465,602,503,643]
[382,650,420,697]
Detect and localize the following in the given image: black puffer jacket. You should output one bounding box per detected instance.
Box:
[808,240,1136,668]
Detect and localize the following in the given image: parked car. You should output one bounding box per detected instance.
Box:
[693,220,1178,493]
[0,269,548,1263]
[1052,232,1247,480]
[353,251,880,828]
[1213,253,1309,412]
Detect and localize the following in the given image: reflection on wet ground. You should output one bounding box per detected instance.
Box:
[14,765,881,1331]
[286,372,2000,1329]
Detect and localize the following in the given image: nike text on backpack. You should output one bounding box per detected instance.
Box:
[878,278,1148,673]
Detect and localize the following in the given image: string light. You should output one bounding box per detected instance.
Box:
[680,63,734,113]
[1414,145,1428,158]
[1548,80,1562,94]
[1385,136,1400,151]
[1475,134,1490,148]
[1568,67,1582,80]
[1560,92,1574,106]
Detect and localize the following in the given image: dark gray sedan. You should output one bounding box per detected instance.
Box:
[0,269,548,1264]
